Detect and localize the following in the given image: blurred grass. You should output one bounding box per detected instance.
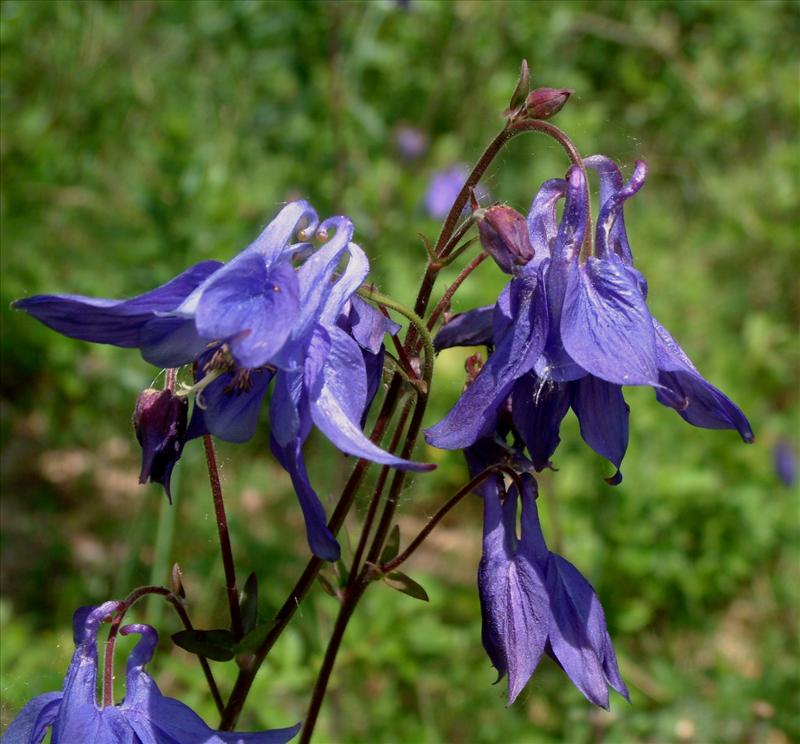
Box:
[1,1,798,742]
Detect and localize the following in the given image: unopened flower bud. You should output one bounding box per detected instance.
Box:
[133,388,188,502]
[524,87,572,120]
[476,205,534,273]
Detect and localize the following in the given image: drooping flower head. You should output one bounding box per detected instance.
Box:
[14,201,433,561]
[1,602,300,743]
[473,467,628,708]
[426,159,753,482]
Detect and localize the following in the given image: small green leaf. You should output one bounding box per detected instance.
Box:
[334,559,349,586]
[383,571,430,602]
[239,572,259,636]
[171,629,236,661]
[232,621,278,655]
[508,59,530,112]
[380,525,401,564]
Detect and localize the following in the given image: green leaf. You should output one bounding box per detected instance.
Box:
[383,571,429,602]
[171,629,236,661]
[232,621,278,655]
[334,559,349,586]
[508,59,530,112]
[380,525,401,564]
[239,571,258,636]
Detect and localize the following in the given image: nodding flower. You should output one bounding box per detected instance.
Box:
[1,602,301,743]
[426,158,753,484]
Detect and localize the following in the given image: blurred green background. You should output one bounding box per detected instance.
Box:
[1,1,798,742]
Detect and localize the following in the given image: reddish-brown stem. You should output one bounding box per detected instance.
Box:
[348,398,414,579]
[381,465,523,574]
[300,395,426,742]
[434,119,587,261]
[379,305,419,380]
[203,435,243,641]
[406,118,585,355]
[434,216,475,266]
[298,581,367,744]
[219,376,405,730]
[103,585,223,715]
[427,252,488,331]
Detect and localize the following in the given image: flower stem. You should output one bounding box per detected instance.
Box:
[381,465,523,573]
[348,397,414,581]
[298,582,366,744]
[102,585,223,715]
[298,357,432,742]
[203,435,243,641]
[357,286,435,391]
[427,252,488,332]
[219,376,406,730]
[434,119,588,261]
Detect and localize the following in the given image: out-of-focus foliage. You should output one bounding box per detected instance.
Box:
[1,1,797,742]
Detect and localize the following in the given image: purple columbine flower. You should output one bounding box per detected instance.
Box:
[1,602,300,743]
[476,470,629,708]
[426,159,753,482]
[14,201,432,561]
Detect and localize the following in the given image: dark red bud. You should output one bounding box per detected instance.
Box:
[133,388,188,502]
[476,205,534,274]
[524,87,573,120]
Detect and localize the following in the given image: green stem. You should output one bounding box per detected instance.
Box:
[357,286,435,391]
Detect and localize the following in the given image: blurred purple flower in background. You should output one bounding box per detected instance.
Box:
[1,603,300,744]
[394,125,428,160]
[774,440,797,487]
[424,165,470,219]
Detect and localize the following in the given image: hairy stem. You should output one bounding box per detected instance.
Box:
[434,119,588,261]
[381,465,523,573]
[427,252,488,332]
[224,116,582,733]
[203,435,243,641]
[219,377,406,730]
[103,585,223,715]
